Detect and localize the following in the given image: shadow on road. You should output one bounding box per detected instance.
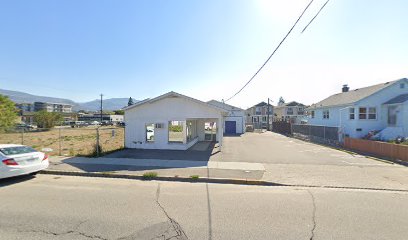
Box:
[0,174,36,188]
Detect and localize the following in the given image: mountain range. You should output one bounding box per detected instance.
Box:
[0,89,137,111]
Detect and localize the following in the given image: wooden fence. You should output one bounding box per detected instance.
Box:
[344,137,408,162]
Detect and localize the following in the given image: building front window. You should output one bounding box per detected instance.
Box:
[310,111,315,118]
[368,107,377,119]
[359,107,376,120]
[287,107,293,115]
[323,110,329,119]
[349,108,355,120]
[146,123,154,142]
[168,121,184,143]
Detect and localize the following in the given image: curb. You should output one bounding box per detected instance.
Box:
[40,170,408,193]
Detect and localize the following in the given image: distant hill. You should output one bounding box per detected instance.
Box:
[77,98,132,111]
[0,89,137,111]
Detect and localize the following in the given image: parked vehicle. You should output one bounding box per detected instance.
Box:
[15,123,37,130]
[101,121,114,126]
[0,144,49,179]
[117,121,126,127]
[89,121,100,125]
[69,121,88,128]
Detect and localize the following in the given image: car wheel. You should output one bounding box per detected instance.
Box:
[30,171,39,176]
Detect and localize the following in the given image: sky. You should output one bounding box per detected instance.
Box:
[0,0,407,109]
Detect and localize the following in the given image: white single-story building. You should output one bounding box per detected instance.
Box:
[207,100,246,134]
[308,78,408,141]
[123,92,228,150]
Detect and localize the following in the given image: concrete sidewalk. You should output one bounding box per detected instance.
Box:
[45,155,408,191]
[47,156,266,181]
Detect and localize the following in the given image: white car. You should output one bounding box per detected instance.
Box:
[0,144,49,179]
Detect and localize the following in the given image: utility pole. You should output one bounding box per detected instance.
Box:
[100,94,103,123]
[267,98,270,131]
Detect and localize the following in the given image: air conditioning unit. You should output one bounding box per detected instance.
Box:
[155,123,164,129]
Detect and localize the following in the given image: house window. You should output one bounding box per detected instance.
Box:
[400,83,405,89]
[323,110,329,119]
[349,108,355,120]
[255,107,261,115]
[262,116,267,122]
[310,111,315,118]
[287,107,293,115]
[359,107,367,119]
[146,123,154,142]
[168,121,184,143]
[359,107,376,120]
[253,117,258,123]
[298,107,304,115]
[368,107,377,119]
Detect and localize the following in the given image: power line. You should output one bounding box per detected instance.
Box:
[301,0,330,34]
[225,0,315,102]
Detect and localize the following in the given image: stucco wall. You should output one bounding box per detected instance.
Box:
[124,96,224,150]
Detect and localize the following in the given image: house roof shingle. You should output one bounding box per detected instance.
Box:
[383,94,408,105]
[310,78,407,109]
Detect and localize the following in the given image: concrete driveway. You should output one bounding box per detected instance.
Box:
[215,132,387,166]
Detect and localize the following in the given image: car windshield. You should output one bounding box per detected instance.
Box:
[0,146,37,156]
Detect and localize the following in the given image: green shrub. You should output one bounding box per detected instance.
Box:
[190,175,199,180]
[142,172,158,179]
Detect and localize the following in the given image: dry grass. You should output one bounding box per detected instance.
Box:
[0,126,124,156]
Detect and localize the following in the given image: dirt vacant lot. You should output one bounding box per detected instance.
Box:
[0,126,124,156]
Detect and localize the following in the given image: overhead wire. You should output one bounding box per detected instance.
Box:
[301,0,330,33]
[224,0,315,102]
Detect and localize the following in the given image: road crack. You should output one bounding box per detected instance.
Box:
[307,190,317,240]
[20,220,108,240]
[155,183,189,240]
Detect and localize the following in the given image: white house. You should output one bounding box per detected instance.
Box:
[308,78,408,141]
[123,92,227,150]
[207,100,246,134]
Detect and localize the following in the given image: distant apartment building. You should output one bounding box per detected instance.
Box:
[246,102,274,128]
[78,113,124,123]
[274,101,307,124]
[15,103,34,112]
[34,101,73,113]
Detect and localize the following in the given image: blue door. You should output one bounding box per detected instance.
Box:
[225,121,236,134]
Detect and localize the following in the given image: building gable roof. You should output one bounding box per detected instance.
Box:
[207,100,244,111]
[123,91,227,113]
[383,93,408,105]
[276,101,305,108]
[310,78,408,109]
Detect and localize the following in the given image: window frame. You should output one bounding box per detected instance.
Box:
[145,123,155,142]
[349,108,355,120]
[168,120,185,143]
[323,109,330,119]
[358,107,377,120]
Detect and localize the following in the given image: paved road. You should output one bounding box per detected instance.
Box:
[1,175,408,240]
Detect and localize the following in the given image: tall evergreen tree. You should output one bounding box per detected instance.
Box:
[128,97,134,106]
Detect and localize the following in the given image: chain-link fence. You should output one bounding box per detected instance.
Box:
[292,124,340,146]
[0,126,125,157]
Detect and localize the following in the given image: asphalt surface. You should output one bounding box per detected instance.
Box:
[1,175,408,240]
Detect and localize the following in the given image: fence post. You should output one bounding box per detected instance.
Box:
[323,126,326,141]
[308,125,311,140]
[96,127,100,157]
[21,128,24,145]
[58,128,62,156]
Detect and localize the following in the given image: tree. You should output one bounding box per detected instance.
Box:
[0,95,17,131]
[128,97,134,106]
[278,97,285,106]
[34,111,62,129]
[114,110,124,115]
